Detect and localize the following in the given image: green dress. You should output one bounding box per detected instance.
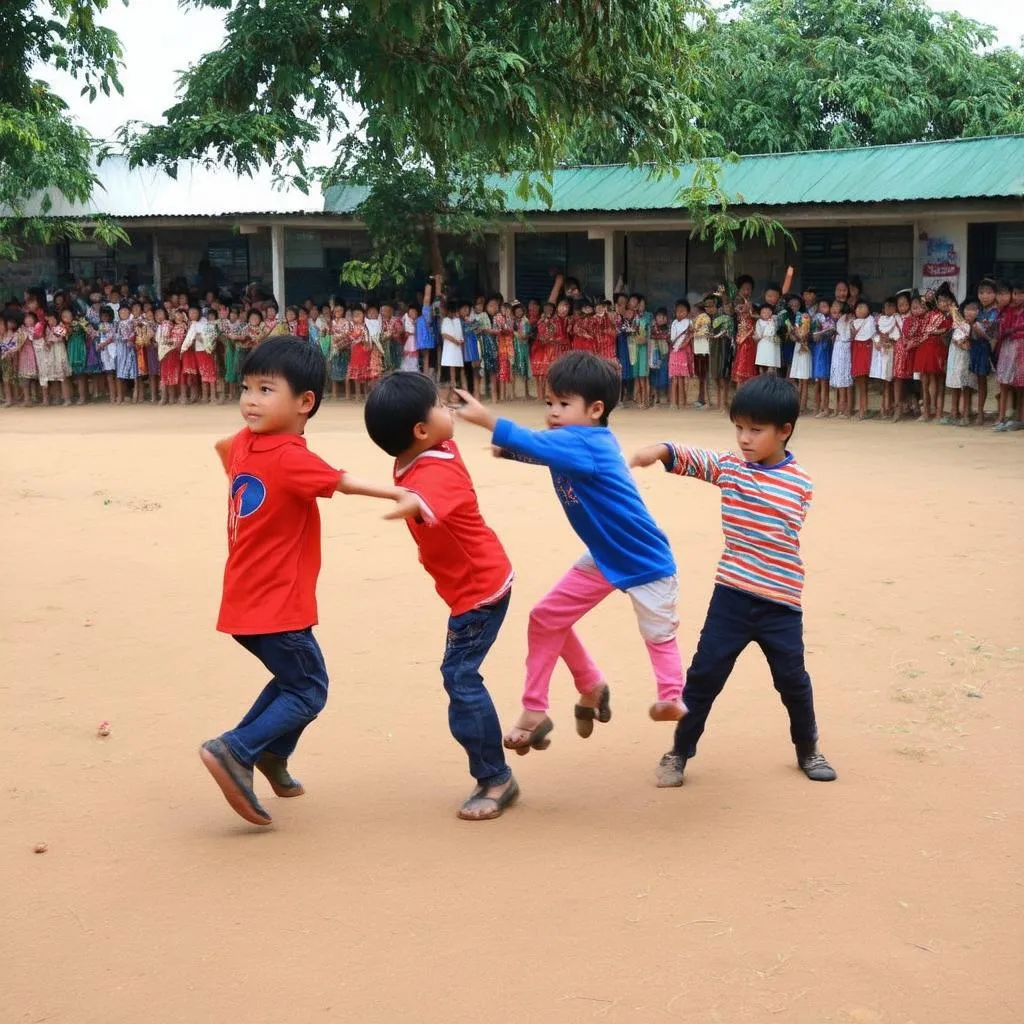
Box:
[67,322,88,376]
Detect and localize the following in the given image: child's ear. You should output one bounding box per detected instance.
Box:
[297,390,317,415]
[412,420,430,441]
[588,400,605,423]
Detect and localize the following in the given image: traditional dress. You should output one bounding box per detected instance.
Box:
[513,318,531,378]
[16,327,38,381]
[970,305,998,377]
[789,313,812,381]
[531,316,557,379]
[830,316,853,389]
[66,319,88,376]
[668,318,693,378]
[330,320,350,382]
[945,312,976,391]
[914,310,951,375]
[731,313,756,384]
[347,322,372,382]
[754,317,780,369]
[811,314,834,380]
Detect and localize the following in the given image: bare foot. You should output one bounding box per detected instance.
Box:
[649,700,687,722]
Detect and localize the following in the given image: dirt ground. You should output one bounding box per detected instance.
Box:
[2,400,1021,1024]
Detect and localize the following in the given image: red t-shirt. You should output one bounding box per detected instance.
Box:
[396,440,513,616]
[217,429,342,635]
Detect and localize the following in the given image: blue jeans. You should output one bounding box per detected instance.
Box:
[673,585,818,759]
[442,592,512,788]
[222,629,329,767]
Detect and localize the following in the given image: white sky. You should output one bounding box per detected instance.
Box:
[37,0,1024,146]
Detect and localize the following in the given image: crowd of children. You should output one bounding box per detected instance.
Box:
[4,271,1023,431]
[200,336,835,830]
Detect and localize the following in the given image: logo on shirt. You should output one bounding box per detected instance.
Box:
[228,473,266,543]
[554,474,579,505]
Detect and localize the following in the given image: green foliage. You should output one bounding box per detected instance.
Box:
[679,160,794,287]
[708,0,1024,154]
[119,0,717,283]
[0,1,131,262]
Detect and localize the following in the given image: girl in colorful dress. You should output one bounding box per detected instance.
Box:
[811,299,834,417]
[712,297,735,410]
[668,299,693,409]
[871,298,898,418]
[194,310,219,403]
[731,299,756,388]
[416,282,438,379]
[632,300,651,408]
[944,301,976,426]
[463,297,484,391]
[93,306,116,403]
[696,294,720,410]
[113,305,139,404]
[329,306,350,399]
[217,306,237,402]
[82,307,103,389]
[180,306,203,404]
[346,305,372,400]
[892,292,917,421]
[595,300,617,363]
[16,314,40,406]
[650,307,671,405]
[381,302,404,376]
[364,302,385,381]
[154,307,176,405]
[136,308,160,404]
[993,281,1023,432]
[915,291,952,422]
[850,300,876,419]
[492,301,515,401]
[972,279,998,425]
[531,301,557,400]
[788,305,813,412]
[553,298,573,361]
[512,303,532,400]
[1,316,19,407]
[63,309,89,405]
[400,305,421,372]
[829,301,853,418]
[477,296,499,398]
[615,295,634,401]
[753,303,780,374]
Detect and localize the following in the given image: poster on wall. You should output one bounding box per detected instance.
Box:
[919,232,960,295]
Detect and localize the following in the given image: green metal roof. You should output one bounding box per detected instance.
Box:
[324,135,1024,215]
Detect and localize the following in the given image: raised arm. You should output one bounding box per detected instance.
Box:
[547,273,564,306]
[631,442,723,485]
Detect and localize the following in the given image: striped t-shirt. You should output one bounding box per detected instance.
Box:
[665,445,813,610]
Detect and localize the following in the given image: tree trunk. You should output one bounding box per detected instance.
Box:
[424,217,444,281]
[723,245,735,296]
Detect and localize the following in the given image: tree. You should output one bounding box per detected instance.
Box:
[118,0,717,287]
[0,1,129,263]
[706,0,1024,154]
[679,160,793,290]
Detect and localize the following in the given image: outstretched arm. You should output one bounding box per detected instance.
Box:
[631,442,723,485]
[335,475,421,520]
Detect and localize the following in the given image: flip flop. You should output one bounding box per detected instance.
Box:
[503,716,554,756]
[574,683,612,738]
[457,777,520,821]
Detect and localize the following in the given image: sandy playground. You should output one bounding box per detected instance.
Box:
[1,401,1022,1024]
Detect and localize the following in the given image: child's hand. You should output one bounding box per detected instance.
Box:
[490,444,507,459]
[630,444,670,470]
[384,490,423,522]
[453,389,497,431]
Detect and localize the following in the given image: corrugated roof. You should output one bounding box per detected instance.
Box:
[16,157,326,218]
[493,136,1024,213]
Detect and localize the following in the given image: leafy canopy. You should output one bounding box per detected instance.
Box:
[708,0,1024,154]
[119,0,717,285]
[0,1,130,262]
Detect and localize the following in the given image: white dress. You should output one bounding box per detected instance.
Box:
[754,318,780,368]
[440,317,464,368]
[789,341,812,379]
[830,316,853,388]
[945,322,976,390]
[870,314,896,381]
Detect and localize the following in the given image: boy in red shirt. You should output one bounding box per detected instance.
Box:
[202,337,418,827]
[364,372,520,821]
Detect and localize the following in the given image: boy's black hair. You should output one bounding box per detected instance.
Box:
[730,374,800,442]
[364,371,438,457]
[675,298,690,311]
[547,351,619,426]
[239,335,327,418]
[764,282,781,295]
[655,306,668,318]
[445,299,461,315]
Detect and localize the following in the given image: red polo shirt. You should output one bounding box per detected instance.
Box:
[396,440,512,616]
[217,429,342,635]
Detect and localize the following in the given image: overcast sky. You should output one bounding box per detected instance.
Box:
[38,0,1024,147]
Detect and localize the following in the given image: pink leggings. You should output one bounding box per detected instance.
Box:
[522,560,685,712]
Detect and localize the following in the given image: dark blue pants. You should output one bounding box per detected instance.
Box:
[442,591,513,788]
[673,585,818,759]
[223,629,329,767]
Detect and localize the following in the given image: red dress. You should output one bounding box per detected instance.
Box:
[731,315,756,383]
[913,310,951,375]
[494,313,514,383]
[553,315,572,358]
[531,318,557,377]
[851,319,873,378]
[571,314,596,353]
[346,323,371,381]
[893,313,916,379]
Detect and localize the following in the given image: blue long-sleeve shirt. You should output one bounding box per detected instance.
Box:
[491,419,676,589]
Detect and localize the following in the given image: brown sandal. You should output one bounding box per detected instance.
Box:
[503,716,554,756]
[574,684,612,738]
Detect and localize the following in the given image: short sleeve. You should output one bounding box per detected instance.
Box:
[278,445,343,501]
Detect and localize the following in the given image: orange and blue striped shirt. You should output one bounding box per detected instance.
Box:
[665,445,812,611]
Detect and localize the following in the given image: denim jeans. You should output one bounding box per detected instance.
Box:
[672,585,818,759]
[222,629,329,767]
[442,591,512,788]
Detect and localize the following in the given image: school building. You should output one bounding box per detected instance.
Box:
[3,135,1023,308]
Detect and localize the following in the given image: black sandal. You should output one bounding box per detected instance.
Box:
[574,684,612,738]
[503,716,554,756]
[457,777,520,821]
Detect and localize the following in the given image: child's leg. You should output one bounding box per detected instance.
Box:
[663,586,753,777]
[440,592,514,805]
[520,557,616,719]
[627,575,686,719]
[221,630,329,767]
[752,596,834,779]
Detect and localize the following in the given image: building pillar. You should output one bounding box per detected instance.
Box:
[151,232,161,299]
[270,223,286,308]
[499,229,514,299]
[603,232,615,300]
